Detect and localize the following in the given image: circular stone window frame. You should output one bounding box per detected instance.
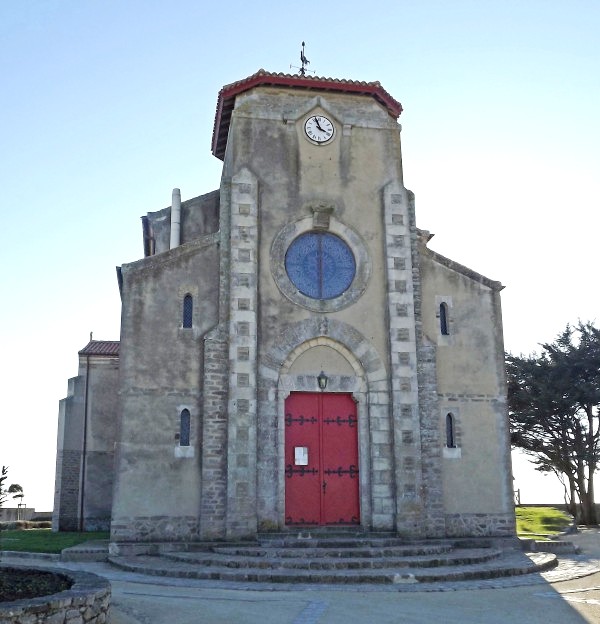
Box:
[271,215,371,312]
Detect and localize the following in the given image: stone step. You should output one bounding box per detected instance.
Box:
[257,528,378,540]
[211,543,453,558]
[256,536,451,549]
[109,550,557,585]
[164,547,500,570]
[60,540,110,562]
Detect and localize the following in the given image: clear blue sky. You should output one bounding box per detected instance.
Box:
[1,1,599,511]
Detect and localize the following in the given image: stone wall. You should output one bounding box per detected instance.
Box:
[0,566,110,624]
[52,449,82,532]
[79,356,120,531]
[0,509,37,522]
[111,235,220,541]
[199,325,229,539]
[445,512,516,537]
[145,189,219,255]
[53,375,85,532]
[53,350,120,532]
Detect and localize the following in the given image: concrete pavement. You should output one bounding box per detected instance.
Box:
[3,529,600,623]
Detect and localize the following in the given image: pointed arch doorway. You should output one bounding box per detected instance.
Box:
[284,391,360,526]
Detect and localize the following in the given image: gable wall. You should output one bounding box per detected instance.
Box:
[110,239,219,541]
[419,252,515,534]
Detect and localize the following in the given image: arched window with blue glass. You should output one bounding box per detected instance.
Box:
[445,412,456,448]
[439,302,449,336]
[179,409,191,447]
[285,232,356,300]
[182,294,193,328]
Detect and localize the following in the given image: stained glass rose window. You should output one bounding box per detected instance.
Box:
[285,232,356,300]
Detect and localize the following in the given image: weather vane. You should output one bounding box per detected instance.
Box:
[290,41,315,76]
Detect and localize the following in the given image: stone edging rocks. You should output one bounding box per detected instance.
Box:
[0,564,110,624]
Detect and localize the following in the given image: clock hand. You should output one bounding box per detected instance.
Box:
[314,118,325,132]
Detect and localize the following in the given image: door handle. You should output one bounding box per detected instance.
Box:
[322,480,327,494]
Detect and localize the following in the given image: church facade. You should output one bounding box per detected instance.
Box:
[53,70,515,543]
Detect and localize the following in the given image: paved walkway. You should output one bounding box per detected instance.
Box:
[4,529,600,623]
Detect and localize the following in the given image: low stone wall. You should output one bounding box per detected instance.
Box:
[0,565,110,624]
[0,509,37,523]
[522,539,581,554]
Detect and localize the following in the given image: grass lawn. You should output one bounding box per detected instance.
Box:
[0,509,572,553]
[0,529,109,554]
[516,506,573,538]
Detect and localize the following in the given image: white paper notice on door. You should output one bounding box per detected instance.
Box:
[294,446,308,466]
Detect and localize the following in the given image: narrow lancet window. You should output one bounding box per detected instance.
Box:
[440,302,449,336]
[183,294,193,328]
[180,409,191,447]
[446,413,456,448]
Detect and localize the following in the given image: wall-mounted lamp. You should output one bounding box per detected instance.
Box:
[317,370,328,391]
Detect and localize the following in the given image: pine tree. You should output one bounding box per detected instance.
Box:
[507,321,600,525]
[0,466,7,508]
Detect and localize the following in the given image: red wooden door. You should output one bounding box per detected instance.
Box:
[285,392,359,526]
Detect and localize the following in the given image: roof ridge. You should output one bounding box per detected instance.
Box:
[220,68,391,92]
[79,340,120,356]
[212,69,402,160]
[423,246,504,291]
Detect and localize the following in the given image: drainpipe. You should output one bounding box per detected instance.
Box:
[170,188,181,249]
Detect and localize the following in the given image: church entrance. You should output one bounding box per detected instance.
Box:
[284,392,360,526]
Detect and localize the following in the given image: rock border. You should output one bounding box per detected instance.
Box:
[0,564,110,624]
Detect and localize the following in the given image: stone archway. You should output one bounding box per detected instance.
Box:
[256,317,394,532]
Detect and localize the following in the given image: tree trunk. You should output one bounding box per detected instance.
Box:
[585,469,597,525]
[586,406,598,525]
[576,463,597,525]
[566,476,578,518]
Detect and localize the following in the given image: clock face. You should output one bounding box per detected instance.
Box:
[304,115,335,143]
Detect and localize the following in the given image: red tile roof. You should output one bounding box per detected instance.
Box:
[79,340,120,357]
[212,69,403,160]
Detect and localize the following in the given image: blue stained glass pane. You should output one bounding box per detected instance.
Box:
[440,303,449,335]
[180,409,191,447]
[285,233,320,298]
[183,294,193,328]
[320,233,355,298]
[285,232,356,300]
